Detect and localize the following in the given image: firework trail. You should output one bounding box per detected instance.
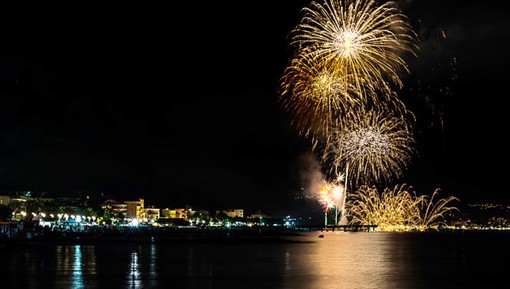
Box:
[413,188,459,230]
[406,25,457,151]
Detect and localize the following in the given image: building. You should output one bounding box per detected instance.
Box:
[101,199,127,218]
[125,199,145,220]
[217,209,244,218]
[161,208,194,219]
[145,207,160,221]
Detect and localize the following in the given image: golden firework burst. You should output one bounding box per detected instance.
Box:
[289,0,417,91]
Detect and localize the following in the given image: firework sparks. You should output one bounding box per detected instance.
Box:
[280,0,421,222]
[347,184,418,230]
[323,105,415,187]
[347,184,459,231]
[289,0,417,91]
[413,188,460,230]
[279,48,366,148]
[317,180,336,212]
[315,177,345,225]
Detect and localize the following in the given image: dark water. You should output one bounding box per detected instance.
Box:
[1,230,510,289]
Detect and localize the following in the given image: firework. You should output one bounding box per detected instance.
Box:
[278,48,366,148]
[413,188,459,230]
[315,178,345,225]
[347,184,459,231]
[280,0,420,223]
[316,180,335,226]
[317,180,336,212]
[323,105,415,188]
[347,184,418,230]
[289,0,417,91]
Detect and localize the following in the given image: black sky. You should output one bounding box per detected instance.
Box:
[0,1,509,216]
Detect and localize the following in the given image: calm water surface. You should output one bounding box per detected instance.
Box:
[1,230,509,289]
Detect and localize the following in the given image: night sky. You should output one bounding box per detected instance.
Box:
[0,1,508,216]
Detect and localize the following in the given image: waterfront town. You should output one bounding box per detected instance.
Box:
[0,190,302,242]
[1,190,510,242]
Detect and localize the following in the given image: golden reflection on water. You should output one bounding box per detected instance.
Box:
[6,231,508,289]
[282,231,417,289]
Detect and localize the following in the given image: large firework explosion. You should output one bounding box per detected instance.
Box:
[347,184,459,231]
[278,48,367,148]
[280,0,418,155]
[289,0,417,93]
[322,105,416,188]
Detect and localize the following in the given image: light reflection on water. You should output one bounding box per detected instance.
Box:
[126,244,158,289]
[72,245,83,289]
[127,249,141,289]
[281,231,418,289]
[1,231,510,289]
[54,245,97,288]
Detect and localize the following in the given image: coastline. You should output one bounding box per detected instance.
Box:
[1,226,315,246]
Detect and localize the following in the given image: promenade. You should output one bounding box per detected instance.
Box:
[1,225,313,245]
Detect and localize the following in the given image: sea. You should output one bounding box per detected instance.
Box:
[1,230,509,289]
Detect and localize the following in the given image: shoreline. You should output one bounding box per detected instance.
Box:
[1,227,315,245]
